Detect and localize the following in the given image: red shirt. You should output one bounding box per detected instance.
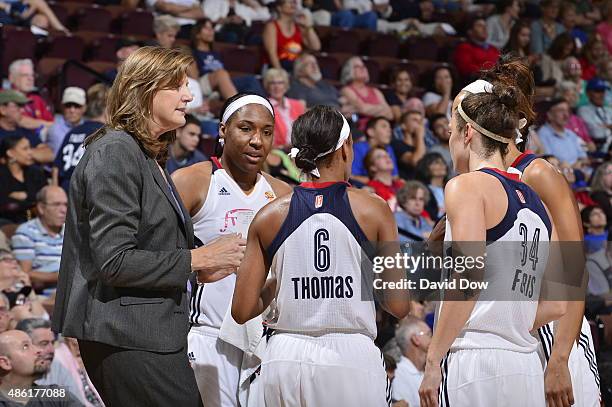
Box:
[368,179,404,211]
[22,93,53,122]
[264,21,303,66]
[453,41,500,78]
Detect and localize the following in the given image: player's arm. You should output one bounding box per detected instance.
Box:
[533,221,568,330]
[172,161,211,216]
[420,175,483,407]
[232,208,274,324]
[373,194,411,319]
[524,160,584,357]
[524,160,582,407]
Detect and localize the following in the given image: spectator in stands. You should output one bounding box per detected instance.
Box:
[385,68,415,123]
[585,239,612,298]
[16,318,104,407]
[598,0,612,54]
[591,161,612,223]
[600,58,612,106]
[391,111,426,180]
[153,15,180,48]
[351,117,398,184]
[583,206,608,253]
[340,57,393,131]
[0,330,81,405]
[0,135,47,225]
[561,56,588,106]
[393,316,431,407]
[0,0,68,34]
[427,113,452,170]
[7,59,53,133]
[0,292,10,334]
[560,2,588,51]
[530,0,564,55]
[538,98,587,166]
[263,0,321,71]
[166,113,207,174]
[330,0,377,31]
[286,53,340,108]
[145,0,204,38]
[578,77,612,151]
[53,84,107,194]
[0,249,30,296]
[540,32,576,85]
[0,90,52,164]
[204,0,270,43]
[453,16,500,80]
[579,35,608,81]
[364,146,404,211]
[190,19,264,99]
[503,20,537,64]
[416,152,447,220]
[486,0,520,50]
[265,68,305,149]
[46,87,86,157]
[395,181,432,241]
[556,80,595,150]
[104,38,141,82]
[422,65,454,119]
[11,186,65,290]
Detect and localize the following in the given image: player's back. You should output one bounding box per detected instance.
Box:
[444,168,552,353]
[265,181,377,339]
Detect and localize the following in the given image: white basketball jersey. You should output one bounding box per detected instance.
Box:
[264,182,377,339]
[440,168,552,353]
[189,166,276,328]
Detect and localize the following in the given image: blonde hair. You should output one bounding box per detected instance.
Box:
[87,46,193,162]
[154,15,180,34]
[86,83,109,118]
[263,68,289,89]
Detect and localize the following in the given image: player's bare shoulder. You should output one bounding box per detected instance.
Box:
[171,161,213,214]
[346,186,392,218]
[261,172,293,198]
[522,157,562,186]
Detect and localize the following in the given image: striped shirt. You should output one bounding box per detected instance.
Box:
[11,218,64,273]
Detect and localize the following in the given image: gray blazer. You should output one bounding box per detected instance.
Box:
[52,130,195,352]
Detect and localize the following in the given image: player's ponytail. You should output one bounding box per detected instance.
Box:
[291,106,344,173]
[456,82,521,158]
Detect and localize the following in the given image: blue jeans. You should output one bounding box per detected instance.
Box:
[331,10,377,31]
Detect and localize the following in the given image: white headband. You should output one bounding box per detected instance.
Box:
[461,79,493,94]
[289,113,351,178]
[221,95,274,124]
[462,79,527,144]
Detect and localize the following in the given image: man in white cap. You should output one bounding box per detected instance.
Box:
[47,87,86,157]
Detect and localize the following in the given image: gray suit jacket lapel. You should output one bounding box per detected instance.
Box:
[147,158,191,243]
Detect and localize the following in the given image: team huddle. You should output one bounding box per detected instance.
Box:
[173,58,601,407]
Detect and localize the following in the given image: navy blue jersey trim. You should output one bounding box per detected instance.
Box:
[266,183,370,260]
[478,168,552,242]
[510,153,538,173]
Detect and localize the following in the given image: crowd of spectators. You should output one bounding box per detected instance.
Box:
[0,0,612,405]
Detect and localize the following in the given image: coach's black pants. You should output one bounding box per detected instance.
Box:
[79,340,203,407]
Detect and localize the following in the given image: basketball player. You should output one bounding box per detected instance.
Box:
[419,83,566,407]
[232,105,411,406]
[473,58,600,407]
[172,93,292,407]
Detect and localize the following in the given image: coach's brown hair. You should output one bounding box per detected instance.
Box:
[85,46,193,163]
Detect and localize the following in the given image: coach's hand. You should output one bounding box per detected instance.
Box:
[191,234,247,283]
[419,363,441,407]
[544,357,574,407]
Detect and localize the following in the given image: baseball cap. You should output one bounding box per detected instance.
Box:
[0,89,29,105]
[586,77,610,92]
[61,87,86,106]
